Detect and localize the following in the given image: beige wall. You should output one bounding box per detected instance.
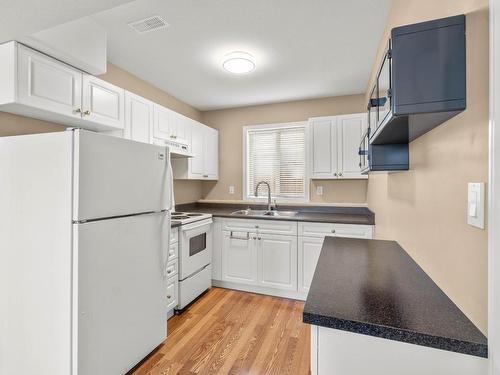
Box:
[201,95,368,202]
[99,63,204,204]
[0,63,204,204]
[366,0,489,333]
[100,64,202,122]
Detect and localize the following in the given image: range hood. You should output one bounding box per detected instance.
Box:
[152,138,193,158]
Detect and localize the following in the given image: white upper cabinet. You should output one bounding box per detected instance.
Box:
[189,119,205,177]
[153,104,190,146]
[17,43,83,119]
[309,113,367,179]
[338,114,367,179]
[124,91,154,143]
[0,41,123,131]
[172,121,219,180]
[204,126,219,179]
[310,117,338,178]
[82,75,125,130]
[153,104,174,141]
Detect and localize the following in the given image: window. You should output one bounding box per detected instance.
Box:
[244,122,308,201]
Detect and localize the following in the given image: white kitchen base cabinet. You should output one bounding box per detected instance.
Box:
[311,325,487,375]
[221,230,258,285]
[298,236,323,293]
[214,218,373,300]
[259,233,297,291]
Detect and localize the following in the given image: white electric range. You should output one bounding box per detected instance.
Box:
[171,211,213,310]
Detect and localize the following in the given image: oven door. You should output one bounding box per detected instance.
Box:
[179,219,213,280]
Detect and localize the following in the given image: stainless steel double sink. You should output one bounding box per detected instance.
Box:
[230,209,298,218]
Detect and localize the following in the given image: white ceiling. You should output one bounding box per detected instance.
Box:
[0,0,134,43]
[91,0,391,110]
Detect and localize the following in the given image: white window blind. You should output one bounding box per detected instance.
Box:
[246,125,306,199]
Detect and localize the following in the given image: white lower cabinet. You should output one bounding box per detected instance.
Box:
[298,236,324,293]
[215,218,374,300]
[166,227,179,320]
[221,230,257,285]
[259,233,297,291]
[312,325,487,375]
[298,221,374,294]
[166,276,178,311]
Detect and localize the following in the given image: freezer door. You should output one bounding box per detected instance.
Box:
[74,130,171,221]
[74,212,169,375]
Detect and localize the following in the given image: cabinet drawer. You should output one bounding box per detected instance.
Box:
[222,218,297,235]
[170,227,178,245]
[165,258,178,278]
[299,222,373,239]
[166,276,178,311]
[168,242,178,261]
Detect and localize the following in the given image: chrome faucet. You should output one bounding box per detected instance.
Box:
[255,181,272,211]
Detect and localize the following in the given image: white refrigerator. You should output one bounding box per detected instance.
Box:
[0,129,172,375]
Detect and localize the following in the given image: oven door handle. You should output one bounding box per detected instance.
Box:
[229,231,250,241]
[181,218,213,232]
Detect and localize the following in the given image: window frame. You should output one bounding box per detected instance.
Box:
[243,121,309,203]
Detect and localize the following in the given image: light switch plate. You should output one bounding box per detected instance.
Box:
[316,186,323,196]
[467,182,485,229]
[229,185,235,194]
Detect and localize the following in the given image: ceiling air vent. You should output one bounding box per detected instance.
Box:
[128,16,169,34]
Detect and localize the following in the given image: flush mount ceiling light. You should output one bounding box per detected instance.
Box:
[222,52,256,74]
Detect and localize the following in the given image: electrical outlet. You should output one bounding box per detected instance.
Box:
[316,186,323,196]
[229,185,235,194]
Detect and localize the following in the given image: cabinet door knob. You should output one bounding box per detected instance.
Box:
[167,295,171,299]
[83,110,91,116]
[255,225,259,229]
[203,174,209,178]
[167,269,172,274]
[334,173,338,177]
[339,173,343,177]
[331,229,336,233]
[74,108,82,114]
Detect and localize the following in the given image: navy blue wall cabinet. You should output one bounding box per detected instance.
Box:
[369,14,466,146]
[359,129,409,174]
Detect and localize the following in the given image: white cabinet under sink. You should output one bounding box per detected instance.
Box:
[259,233,297,291]
[309,113,367,179]
[221,230,257,285]
[214,217,373,300]
[221,230,297,292]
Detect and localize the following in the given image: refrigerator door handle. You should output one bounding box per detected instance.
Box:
[163,210,171,279]
[166,150,174,211]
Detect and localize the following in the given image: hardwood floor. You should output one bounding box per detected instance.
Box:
[129,287,310,375]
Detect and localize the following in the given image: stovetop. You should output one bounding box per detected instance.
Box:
[171,211,212,225]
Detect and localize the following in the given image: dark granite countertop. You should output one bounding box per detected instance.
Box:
[171,221,181,228]
[175,202,375,225]
[303,237,487,358]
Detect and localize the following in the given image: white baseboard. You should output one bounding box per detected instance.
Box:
[212,280,308,301]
